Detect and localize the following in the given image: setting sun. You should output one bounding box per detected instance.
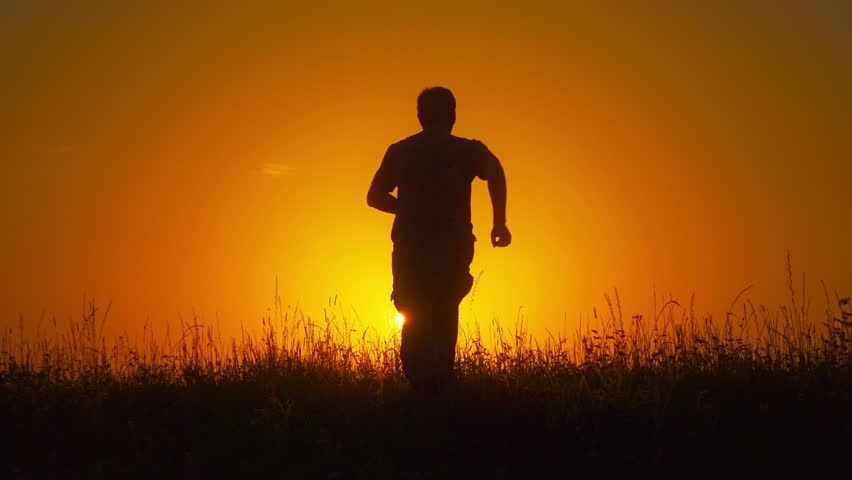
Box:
[394,311,405,329]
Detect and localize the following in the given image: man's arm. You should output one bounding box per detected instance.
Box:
[367,146,399,215]
[475,141,511,247]
[487,162,511,247]
[488,162,507,227]
[367,183,398,214]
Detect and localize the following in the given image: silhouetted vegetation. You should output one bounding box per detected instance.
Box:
[3,272,851,478]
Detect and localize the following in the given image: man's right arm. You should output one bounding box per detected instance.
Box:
[474,140,511,247]
[486,161,511,247]
[367,146,399,215]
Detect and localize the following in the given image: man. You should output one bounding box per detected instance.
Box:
[367,86,511,392]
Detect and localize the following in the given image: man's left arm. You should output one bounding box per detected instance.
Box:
[367,145,399,215]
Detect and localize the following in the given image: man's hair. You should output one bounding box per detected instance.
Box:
[417,87,456,130]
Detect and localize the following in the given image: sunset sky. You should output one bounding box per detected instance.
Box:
[2,2,850,340]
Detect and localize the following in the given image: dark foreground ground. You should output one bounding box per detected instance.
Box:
[2,367,851,479]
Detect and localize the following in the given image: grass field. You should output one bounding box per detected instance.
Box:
[2,274,851,478]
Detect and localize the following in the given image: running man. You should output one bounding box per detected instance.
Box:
[367,86,511,392]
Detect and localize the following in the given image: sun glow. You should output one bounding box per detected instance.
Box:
[394,311,405,329]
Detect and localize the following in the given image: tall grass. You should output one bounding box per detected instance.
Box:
[3,265,851,478]
[2,275,850,389]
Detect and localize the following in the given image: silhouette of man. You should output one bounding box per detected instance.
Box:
[367,87,511,392]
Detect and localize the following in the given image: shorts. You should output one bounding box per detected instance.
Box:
[390,233,475,311]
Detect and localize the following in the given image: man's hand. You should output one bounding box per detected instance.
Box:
[491,223,512,247]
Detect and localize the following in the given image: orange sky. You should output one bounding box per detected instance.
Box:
[2,2,851,340]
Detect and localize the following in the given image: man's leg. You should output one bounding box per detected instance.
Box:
[427,233,472,386]
[431,301,459,388]
[394,235,470,392]
[412,235,470,391]
[399,305,429,390]
[399,300,459,394]
[393,242,428,389]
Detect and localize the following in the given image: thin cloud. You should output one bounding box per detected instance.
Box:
[260,163,295,177]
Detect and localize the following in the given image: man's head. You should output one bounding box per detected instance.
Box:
[417,87,456,133]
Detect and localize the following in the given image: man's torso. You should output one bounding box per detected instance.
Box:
[386,132,485,243]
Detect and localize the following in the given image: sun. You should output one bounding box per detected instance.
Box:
[394,311,405,328]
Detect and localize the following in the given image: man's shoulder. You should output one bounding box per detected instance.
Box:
[382,134,417,161]
[451,135,490,152]
[390,133,484,145]
[388,133,488,156]
[390,132,425,149]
